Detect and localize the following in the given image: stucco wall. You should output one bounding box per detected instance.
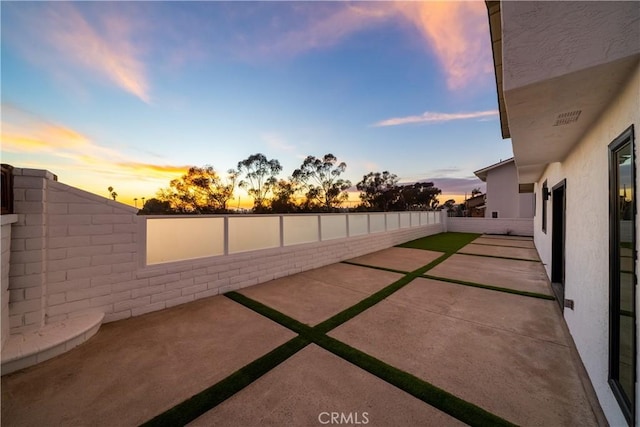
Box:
[486,161,519,218]
[532,61,639,426]
[502,1,640,91]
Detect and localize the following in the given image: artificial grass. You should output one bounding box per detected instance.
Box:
[340,260,409,275]
[140,336,309,427]
[224,290,516,427]
[313,334,516,427]
[225,291,313,336]
[422,274,556,301]
[399,232,480,254]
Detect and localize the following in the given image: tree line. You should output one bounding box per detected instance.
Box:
[139,153,448,214]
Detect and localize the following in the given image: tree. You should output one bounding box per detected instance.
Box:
[237,153,282,212]
[398,182,442,210]
[292,154,352,211]
[270,179,300,213]
[107,186,117,201]
[157,166,237,213]
[441,199,456,211]
[139,198,172,215]
[471,187,483,196]
[356,171,399,211]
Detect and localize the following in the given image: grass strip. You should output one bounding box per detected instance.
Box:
[312,334,516,427]
[222,291,516,427]
[315,274,418,334]
[341,260,409,275]
[423,274,555,300]
[457,252,541,263]
[225,291,313,336]
[140,336,309,427]
[399,232,481,253]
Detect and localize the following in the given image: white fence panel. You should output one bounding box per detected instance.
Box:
[147,217,224,265]
[348,214,369,236]
[321,215,347,241]
[283,216,319,246]
[229,216,280,253]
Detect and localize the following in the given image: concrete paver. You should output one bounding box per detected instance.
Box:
[1,296,296,427]
[428,253,553,295]
[329,298,597,426]
[238,264,402,326]
[388,277,566,344]
[346,247,443,272]
[473,236,536,248]
[190,344,464,427]
[458,243,540,261]
[299,263,403,295]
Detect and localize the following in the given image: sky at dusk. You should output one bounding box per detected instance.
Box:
[1,1,514,207]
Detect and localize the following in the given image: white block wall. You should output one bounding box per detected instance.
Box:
[6,168,444,330]
[446,217,533,236]
[1,214,18,350]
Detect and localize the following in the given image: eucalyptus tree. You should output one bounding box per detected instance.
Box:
[237,153,282,212]
[292,153,351,211]
[157,165,237,213]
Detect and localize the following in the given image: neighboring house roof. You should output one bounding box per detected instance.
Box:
[465,193,486,207]
[473,158,514,182]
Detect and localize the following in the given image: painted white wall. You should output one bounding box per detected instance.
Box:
[532,62,639,426]
[484,160,534,219]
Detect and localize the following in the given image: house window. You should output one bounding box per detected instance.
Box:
[491,211,498,218]
[542,181,548,233]
[609,125,636,426]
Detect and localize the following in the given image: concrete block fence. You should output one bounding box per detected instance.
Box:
[1,168,444,373]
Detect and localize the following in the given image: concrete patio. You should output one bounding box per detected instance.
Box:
[1,233,606,426]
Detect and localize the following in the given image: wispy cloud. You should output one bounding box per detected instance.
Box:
[4,3,150,102]
[1,105,188,182]
[226,2,491,91]
[393,2,492,90]
[374,110,499,127]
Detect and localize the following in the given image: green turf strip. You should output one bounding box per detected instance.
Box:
[423,274,555,300]
[225,290,515,427]
[313,334,516,427]
[340,260,409,275]
[399,232,480,253]
[225,291,313,335]
[140,336,309,427]
[457,252,541,263]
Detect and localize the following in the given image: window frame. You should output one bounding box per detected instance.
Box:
[608,125,637,426]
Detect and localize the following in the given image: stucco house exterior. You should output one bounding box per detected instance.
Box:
[487,1,639,425]
[474,158,534,219]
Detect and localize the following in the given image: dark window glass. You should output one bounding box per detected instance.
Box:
[542,181,548,233]
[609,126,636,425]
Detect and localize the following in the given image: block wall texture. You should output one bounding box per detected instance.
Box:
[446,217,533,237]
[7,168,444,329]
[2,215,18,350]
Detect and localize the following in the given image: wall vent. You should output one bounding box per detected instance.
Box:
[553,110,581,126]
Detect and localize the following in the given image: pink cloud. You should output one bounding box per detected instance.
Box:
[5,3,149,102]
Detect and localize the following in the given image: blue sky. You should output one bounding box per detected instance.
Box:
[1,1,513,206]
